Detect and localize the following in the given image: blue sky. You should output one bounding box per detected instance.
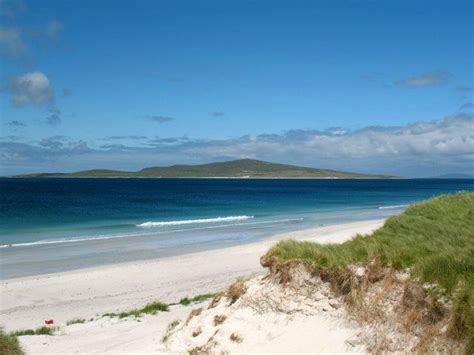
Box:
[1,0,473,176]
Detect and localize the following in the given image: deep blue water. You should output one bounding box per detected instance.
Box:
[0,178,472,279]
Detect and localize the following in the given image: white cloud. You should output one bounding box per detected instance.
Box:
[152,115,471,163]
[0,115,473,177]
[8,71,53,106]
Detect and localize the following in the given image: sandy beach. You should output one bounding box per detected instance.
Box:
[0,219,384,353]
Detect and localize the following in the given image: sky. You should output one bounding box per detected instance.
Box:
[0,0,473,177]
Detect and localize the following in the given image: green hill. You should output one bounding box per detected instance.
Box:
[15,159,395,179]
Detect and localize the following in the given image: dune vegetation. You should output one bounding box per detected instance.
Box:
[10,326,56,337]
[102,301,169,319]
[178,293,217,306]
[102,294,219,319]
[66,318,86,326]
[262,192,474,351]
[0,329,23,355]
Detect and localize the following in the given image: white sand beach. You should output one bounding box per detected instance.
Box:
[0,219,384,353]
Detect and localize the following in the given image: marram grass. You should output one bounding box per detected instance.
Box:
[0,329,23,355]
[263,192,474,350]
[103,301,169,319]
[178,293,216,306]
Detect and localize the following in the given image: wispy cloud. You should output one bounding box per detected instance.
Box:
[104,135,148,140]
[395,70,450,87]
[37,136,89,153]
[0,135,20,141]
[459,102,473,111]
[44,20,64,40]
[149,115,175,123]
[99,144,135,150]
[147,136,190,145]
[39,136,66,149]
[0,0,27,18]
[6,120,26,127]
[0,27,27,59]
[456,85,473,93]
[43,106,61,125]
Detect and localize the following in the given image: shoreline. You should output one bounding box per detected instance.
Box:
[0,211,395,280]
[1,218,384,283]
[8,176,399,179]
[0,219,384,332]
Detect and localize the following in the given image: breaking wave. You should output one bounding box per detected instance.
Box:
[136,215,254,228]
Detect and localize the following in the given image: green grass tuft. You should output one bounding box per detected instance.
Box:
[33,327,55,335]
[178,293,216,306]
[10,326,56,337]
[66,318,86,326]
[161,320,180,343]
[103,301,169,319]
[448,279,474,349]
[102,312,118,318]
[178,297,191,306]
[9,330,34,337]
[0,329,23,355]
[263,192,474,351]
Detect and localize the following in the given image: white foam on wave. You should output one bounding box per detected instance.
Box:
[0,216,303,248]
[0,234,129,248]
[136,215,254,228]
[378,204,409,210]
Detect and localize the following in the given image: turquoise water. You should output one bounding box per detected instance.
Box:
[1,178,472,279]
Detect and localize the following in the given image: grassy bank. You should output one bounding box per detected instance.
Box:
[262,192,473,350]
[0,330,23,355]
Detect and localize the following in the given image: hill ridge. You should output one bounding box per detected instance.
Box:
[14,159,396,179]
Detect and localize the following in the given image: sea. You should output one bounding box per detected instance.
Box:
[1,178,473,279]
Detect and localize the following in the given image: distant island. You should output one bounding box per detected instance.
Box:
[15,159,396,179]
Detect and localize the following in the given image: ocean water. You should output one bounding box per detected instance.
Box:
[1,178,473,279]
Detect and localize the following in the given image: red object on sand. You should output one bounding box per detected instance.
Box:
[44,319,54,325]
